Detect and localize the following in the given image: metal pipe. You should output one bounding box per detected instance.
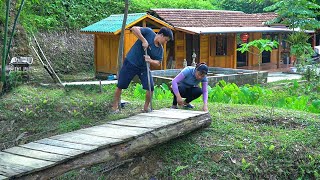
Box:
[145,49,153,111]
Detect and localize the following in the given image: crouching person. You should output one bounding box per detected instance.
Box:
[171,63,208,111]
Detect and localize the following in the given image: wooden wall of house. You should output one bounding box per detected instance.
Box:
[203,34,236,68]
[124,29,138,57]
[200,35,210,65]
[95,28,168,74]
[173,33,237,69]
[247,32,280,67]
[174,31,186,68]
[95,34,119,74]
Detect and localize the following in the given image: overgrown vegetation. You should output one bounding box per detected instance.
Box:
[0,1,5,25]
[131,80,320,113]
[214,0,276,13]
[264,0,320,66]
[19,0,217,32]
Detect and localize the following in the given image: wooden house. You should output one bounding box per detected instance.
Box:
[81,13,173,74]
[81,9,316,75]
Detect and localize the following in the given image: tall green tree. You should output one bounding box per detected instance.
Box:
[130,0,217,13]
[214,0,275,13]
[264,0,320,65]
[264,0,320,30]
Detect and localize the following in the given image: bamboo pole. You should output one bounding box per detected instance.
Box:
[6,0,26,61]
[1,0,10,85]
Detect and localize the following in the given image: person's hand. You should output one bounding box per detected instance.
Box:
[202,104,208,112]
[142,40,149,51]
[177,96,184,106]
[144,55,151,63]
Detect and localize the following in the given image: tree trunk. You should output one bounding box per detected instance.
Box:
[116,0,129,109]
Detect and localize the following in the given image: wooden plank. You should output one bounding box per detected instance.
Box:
[0,152,53,170]
[20,142,84,157]
[3,146,70,162]
[139,109,204,119]
[36,138,98,151]
[109,115,183,128]
[159,108,206,115]
[0,175,8,180]
[0,161,34,177]
[50,132,122,147]
[20,112,212,179]
[77,124,153,140]
[0,161,33,177]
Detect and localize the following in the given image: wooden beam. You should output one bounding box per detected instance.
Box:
[17,111,211,179]
[277,34,282,69]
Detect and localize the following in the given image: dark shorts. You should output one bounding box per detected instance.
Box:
[117,60,154,91]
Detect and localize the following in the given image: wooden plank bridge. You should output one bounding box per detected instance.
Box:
[0,108,212,179]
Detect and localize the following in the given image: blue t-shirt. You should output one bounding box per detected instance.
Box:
[126,27,163,69]
[179,67,208,88]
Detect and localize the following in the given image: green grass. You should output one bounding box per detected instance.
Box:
[1,80,319,179]
[149,104,320,179]
[58,102,320,179]
[0,83,143,149]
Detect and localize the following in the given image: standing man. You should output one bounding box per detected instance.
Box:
[112,26,173,112]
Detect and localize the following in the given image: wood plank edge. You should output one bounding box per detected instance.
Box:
[35,139,99,151]
[0,174,8,180]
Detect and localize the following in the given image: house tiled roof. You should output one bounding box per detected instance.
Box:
[81,13,147,33]
[148,9,278,27]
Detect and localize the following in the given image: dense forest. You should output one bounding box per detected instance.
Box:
[1,0,277,33]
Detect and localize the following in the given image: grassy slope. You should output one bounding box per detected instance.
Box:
[1,81,319,179]
[59,102,320,179]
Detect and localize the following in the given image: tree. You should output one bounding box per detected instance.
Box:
[1,0,10,88]
[116,0,129,110]
[237,39,279,71]
[237,39,278,83]
[214,0,275,13]
[264,0,320,65]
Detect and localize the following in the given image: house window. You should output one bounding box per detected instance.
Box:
[216,35,227,56]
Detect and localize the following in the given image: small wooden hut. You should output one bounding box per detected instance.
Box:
[81,13,173,74]
[82,9,316,75]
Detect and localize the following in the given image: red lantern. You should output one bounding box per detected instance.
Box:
[240,33,249,43]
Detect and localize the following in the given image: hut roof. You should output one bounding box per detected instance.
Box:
[148,9,278,28]
[81,13,146,34]
[81,13,173,34]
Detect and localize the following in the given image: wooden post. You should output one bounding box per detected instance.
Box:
[116,0,129,110]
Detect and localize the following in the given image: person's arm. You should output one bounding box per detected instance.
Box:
[202,81,208,112]
[144,55,161,66]
[172,72,185,105]
[132,27,161,67]
[131,26,149,50]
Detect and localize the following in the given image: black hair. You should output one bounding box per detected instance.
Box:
[158,27,174,41]
[196,62,208,75]
[196,62,207,69]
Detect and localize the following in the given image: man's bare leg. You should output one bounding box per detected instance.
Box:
[144,90,153,111]
[112,87,122,111]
